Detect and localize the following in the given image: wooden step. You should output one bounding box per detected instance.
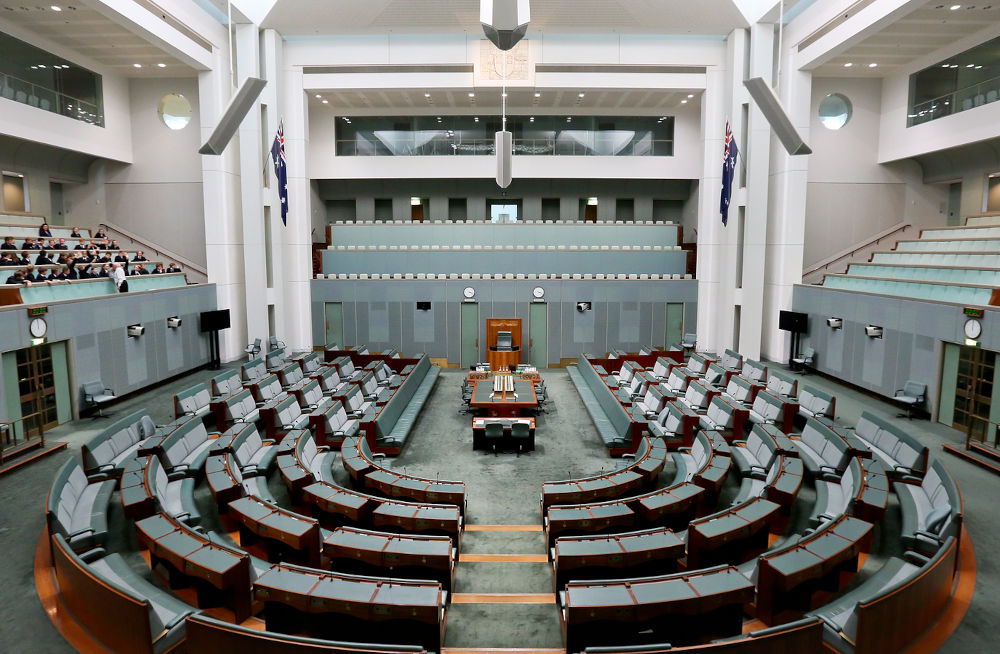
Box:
[451,593,555,604]
[969,441,1000,464]
[460,554,548,563]
[942,443,1000,476]
[0,440,67,476]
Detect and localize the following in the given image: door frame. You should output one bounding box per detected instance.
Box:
[529,301,548,368]
[460,301,480,368]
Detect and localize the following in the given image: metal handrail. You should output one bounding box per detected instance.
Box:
[802,222,911,283]
[0,71,104,126]
[909,73,1000,127]
[99,221,207,281]
[335,137,675,157]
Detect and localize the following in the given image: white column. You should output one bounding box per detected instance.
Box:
[762,54,812,361]
[696,29,745,355]
[235,23,269,348]
[280,54,314,351]
[199,44,247,362]
[739,21,776,360]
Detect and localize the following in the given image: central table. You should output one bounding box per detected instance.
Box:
[470,378,538,417]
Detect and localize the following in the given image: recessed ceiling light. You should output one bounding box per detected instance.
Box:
[38,64,46,68]
[566,117,571,122]
[30,65,37,69]
[868,63,878,68]
[529,116,534,122]
[436,117,442,121]
[578,92,585,98]
[942,64,951,67]
[50,5,61,11]
[133,63,142,68]
[474,117,479,122]
[424,92,431,98]
[315,94,322,98]
[681,99,687,104]
[844,62,854,67]
[468,92,475,98]
[534,92,541,98]
[976,65,983,69]
[966,64,975,67]
[950,4,961,9]
[157,63,166,68]
[687,94,694,98]
[321,100,328,104]
[502,92,508,98]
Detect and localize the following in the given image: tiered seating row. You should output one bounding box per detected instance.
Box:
[319,272,694,280]
[0,272,188,306]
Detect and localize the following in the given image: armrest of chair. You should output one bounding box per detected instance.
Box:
[167,469,187,481]
[78,546,107,563]
[372,452,386,461]
[904,549,934,566]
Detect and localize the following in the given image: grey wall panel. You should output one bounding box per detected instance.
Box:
[793,284,1000,420]
[311,279,696,366]
[0,284,216,421]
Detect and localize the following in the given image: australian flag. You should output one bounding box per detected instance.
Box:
[720,121,739,226]
[270,120,288,225]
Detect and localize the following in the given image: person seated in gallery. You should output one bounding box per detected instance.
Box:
[1,236,17,250]
[38,223,53,238]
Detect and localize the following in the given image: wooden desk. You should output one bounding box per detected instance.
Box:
[545,502,635,545]
[469,379,538,417]
[686,497,782,569]
[541,469,645,511]
[472,417,536,451]
[372,500,463,546]
[364,469,466,509]
[302,481,374,526]
[756,515,874,624]
[228,495,321,567]
[854,457,889,523]
[553,527,684,590]
[205,453,244,507]
[561,565,755,652]
[253,563,444,651]
[626,482,703,528]
[323,526,455,592]
[119,455,156,520]
[135,513,252,621]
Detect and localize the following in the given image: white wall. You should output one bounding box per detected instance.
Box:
[0,15,133,163]
[101,77,206,267]
[805,77,946,268]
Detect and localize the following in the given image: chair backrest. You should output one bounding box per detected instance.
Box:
[744,359,767,382]
[686,353,708,375]
[802,346,815,359]
[317,366,342,392]
[683,333,696,343]
[721,349,743,370]
[667,368,690,392]
[253,338,261,347]
[652,357,673,378]
[902,381,926,399]
[82,380,105,397]
[705,396,734,429]
[726,375,752,403]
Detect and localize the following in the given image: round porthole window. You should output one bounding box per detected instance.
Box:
[158,93,192,130]
[818,93,852,130]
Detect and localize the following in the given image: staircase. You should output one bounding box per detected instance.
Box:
[98,221,208,284]
[942,440,1000,476]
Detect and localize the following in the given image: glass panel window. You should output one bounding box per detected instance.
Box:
[334,115,674,157]
[908,34,1000,126]
[0,29,105,126]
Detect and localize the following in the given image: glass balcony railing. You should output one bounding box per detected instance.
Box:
[908,74,1000,127]
[0,71,104,127]
[335,136,674,157]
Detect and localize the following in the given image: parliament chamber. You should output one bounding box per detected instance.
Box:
[1,1,998,653]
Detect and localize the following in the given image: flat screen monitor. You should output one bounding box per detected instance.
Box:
[778,310,808,333]
[497,331,513,351]
[416,301,431,311]
[199,309,231,332]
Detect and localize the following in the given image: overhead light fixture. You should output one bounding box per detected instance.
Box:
[474,117,479,122]
[529,116,534,122]
[133,63,142,68]
[436,116,442,122]
[827,317,843,329]
[687,94,694,98]
[967,64,975,68]
[468,92,475,98]
[157,63,166,68]
[844,62,854,67]
[868,63,877,68]
[534,92,541,98]
[481,0,531,51]
[566,117,572,122]
[315,94,322,99]
[38,64,46,69]
[950,4,961,10]
[502,92,508,98]
[976,65,983,69]
[865,325,883,338]
[578,92,585,98]
[50,5,61,11]
[321,99,328,104]
[681,99,687,104]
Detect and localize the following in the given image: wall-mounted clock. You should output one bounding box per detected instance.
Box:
[29,317,47,338]
[964,318,982,340]
[463,287,476,299]
[532,286,545,299]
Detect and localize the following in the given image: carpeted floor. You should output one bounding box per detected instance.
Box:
[1,361,997,652]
